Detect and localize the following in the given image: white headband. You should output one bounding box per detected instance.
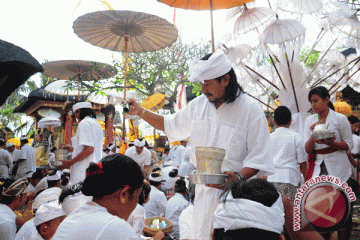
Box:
[189,51,232,84]
[46,171,61,181]
[6,142,14,147]
[149,173,163,182]
[20,136,28,141]
[107,143,116,151]
[34,201,65,226]
[213,192,284,234]
[134,139,146,147]
[72,102,92,112]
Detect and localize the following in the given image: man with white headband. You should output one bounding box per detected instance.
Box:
[58,102,104,184]
[126,51,273,239]
[0,139,12,179]
[125,138,151,176]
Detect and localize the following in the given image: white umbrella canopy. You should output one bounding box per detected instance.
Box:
[276,0,323,15]
[327,11,360,39]
[230,5,276,35]
[44,80,90,96]
[38,117,61,129]
[87,89,124,105]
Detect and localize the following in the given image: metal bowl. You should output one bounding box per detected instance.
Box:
[195,147,226,174]
[313,132,335,140]
[190,173,228,185]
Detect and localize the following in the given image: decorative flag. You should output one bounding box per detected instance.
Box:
[175,84,187,112]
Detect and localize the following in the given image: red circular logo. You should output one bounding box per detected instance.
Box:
[303,185,347,228]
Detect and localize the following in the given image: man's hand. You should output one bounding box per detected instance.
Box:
[58,159,73,170]
[126,99,143,116]
[206,171,238,190]
[315,136,336,146]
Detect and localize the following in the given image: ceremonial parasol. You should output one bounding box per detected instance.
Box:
[87,89,124,105]
[42,60,117,100]
[73,10,178,139]
[276,0,323,15]
[0,39,44,105]
[38,117,61,129]
[157,0,254,52]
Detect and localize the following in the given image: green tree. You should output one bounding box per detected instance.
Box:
[109,41,211,113]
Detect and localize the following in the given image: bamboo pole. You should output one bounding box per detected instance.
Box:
[245,65,279,90]
[122,36,129,141]
[210,0,215,53]
[269,55,286,89]
[285,52,300,112]
[302,28,326,64]
[246,92,274,110]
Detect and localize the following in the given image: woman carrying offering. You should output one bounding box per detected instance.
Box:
[52,154,164,240]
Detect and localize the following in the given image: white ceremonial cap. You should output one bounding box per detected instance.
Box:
[6,142,14,147]
[26,172,34,178]
[20,136,28,141]
[46,171,61,181]
[134,139,146,147]
[34,201,65,226]
[33,187,62,212]
[62,169,70,174]
[189,51,232,84]
[149,172,163,182]
[72,102,92,112]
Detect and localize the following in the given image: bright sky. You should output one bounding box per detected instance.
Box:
[0,0,273,83]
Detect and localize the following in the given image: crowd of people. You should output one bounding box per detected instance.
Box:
[0,51,359,240]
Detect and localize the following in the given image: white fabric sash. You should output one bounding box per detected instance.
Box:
[213,192,285,234]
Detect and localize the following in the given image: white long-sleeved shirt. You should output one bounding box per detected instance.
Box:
[144,185,167,219]
[0,204,17,240]
[351,134,360,155]
[304,109,354,182]
[127,204,145,238]
[0,149,12,179]
[169,145,186,167]
[267,127,307,186]
[15,219,41,240]
[179,204,194,240]
[125,147,151,171]
[165,193,189,239]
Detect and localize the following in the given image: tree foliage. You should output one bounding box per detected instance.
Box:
[109,41,211,113]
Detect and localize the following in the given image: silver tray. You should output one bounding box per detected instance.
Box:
[190,173,228,185]
[313,132,335,140]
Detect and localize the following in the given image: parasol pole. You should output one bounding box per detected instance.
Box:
[269,55,286,89]
[77,74,81,101]
[244,65,279,90]
[210,0,215,53]
[302,28,326,65]
[123,36,130,141]
[285,52,300,112]
[301,38,337,87]
[329,67,360,95]
[246,92,274,110]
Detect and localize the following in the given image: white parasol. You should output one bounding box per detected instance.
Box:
[38,117,61,129]
[276,0,323,15]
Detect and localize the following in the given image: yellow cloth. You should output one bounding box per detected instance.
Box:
[14,209,34,226]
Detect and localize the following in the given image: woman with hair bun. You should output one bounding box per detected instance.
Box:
[52,154,165,240]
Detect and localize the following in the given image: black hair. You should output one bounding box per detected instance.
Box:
[348,115,360,124]
[152,167,161,173]
[82,154,144,199]
[138,181,151,206]
[59,182,83,204]
[164,147,170,153]
[47,170,61,188]
[175,179,187,194]
[169,169,178,178]
[0,179,17,205]
[78,108,96,120]
[213,228,281,240]
[308,86,335,110]
[21,139,28,144]
[0,140,4,146]
[50,147,57,153]
[221,178,279,208]
[61,172,70,187]
[274,106,292,126]
[200,53,243,103]
[31,171,43,180]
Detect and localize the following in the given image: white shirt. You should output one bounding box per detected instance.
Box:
[144,185,167,219]
[0,204,17,240]
[0,148,12,179]
[179,204,194,240]
[52,201,139,240]
[164,93,274,240]
[10,149,21,163]
[304,109,354,182]
[125,147,151,170]
[71,116,104,184]
[169,145,186,167]
[178,146,195,178]
[267,127,308,186]
[127,204,146,238]
[351,134,360,154]
[15,219,42,240]
[164,177,180,199]
[165,193,189,239]
[18,143,36,175]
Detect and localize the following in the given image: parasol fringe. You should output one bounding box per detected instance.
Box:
[244,65,279,90]
[269,55,286,89]
[301,38,337,87]
[285,52,300,112]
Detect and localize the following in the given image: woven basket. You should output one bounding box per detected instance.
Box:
[143,217,173,236]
